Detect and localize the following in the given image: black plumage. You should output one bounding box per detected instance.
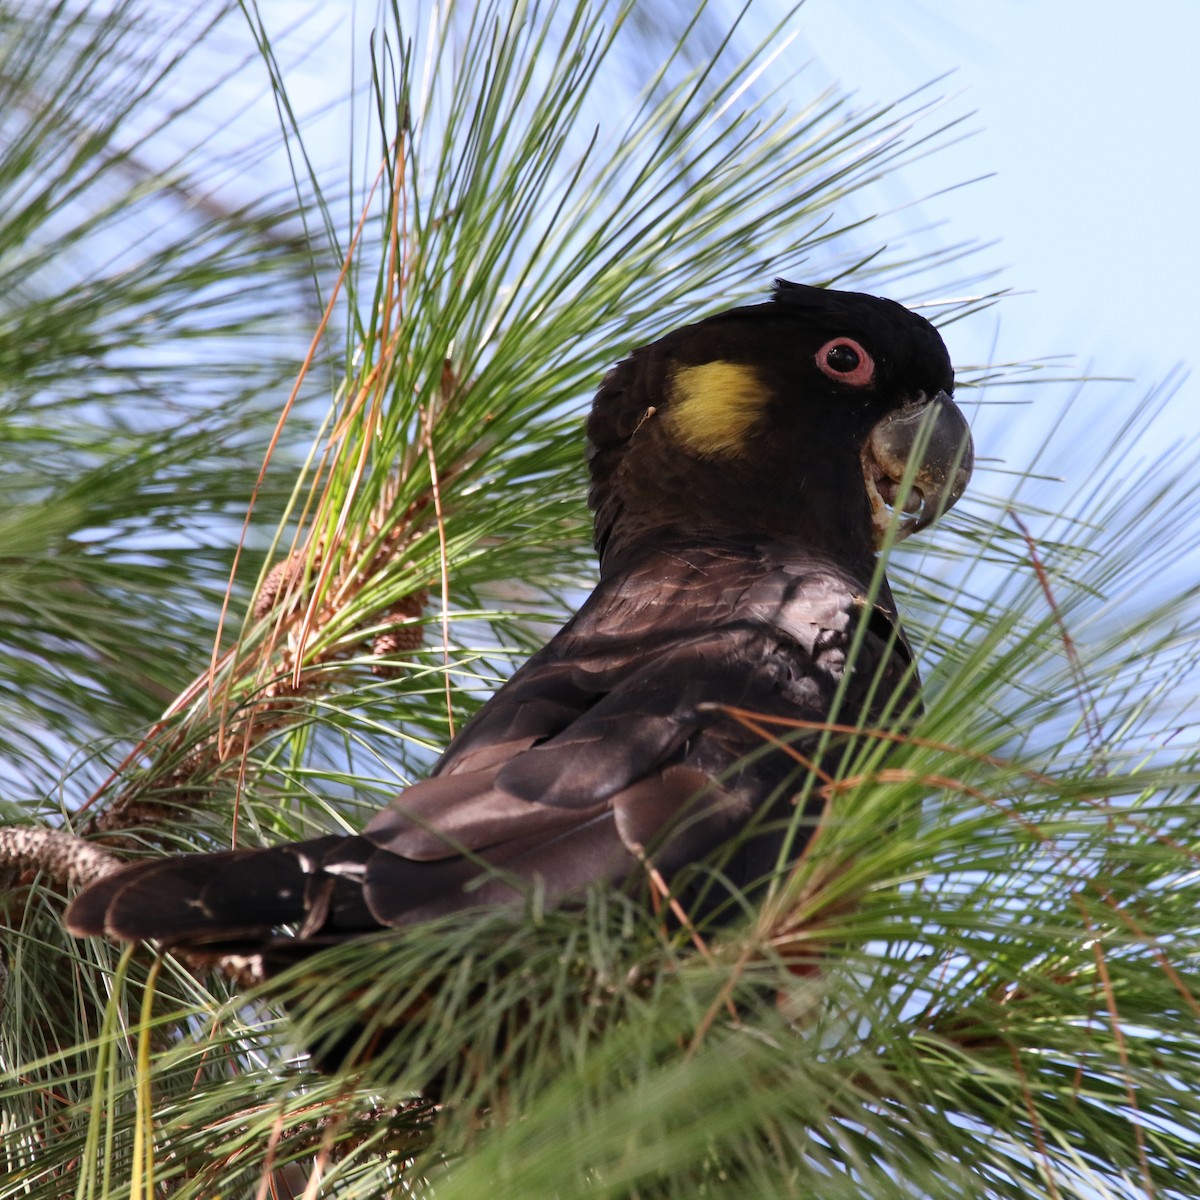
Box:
[67,280,973,980]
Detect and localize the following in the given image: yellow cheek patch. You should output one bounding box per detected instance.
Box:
[668,361,772,457]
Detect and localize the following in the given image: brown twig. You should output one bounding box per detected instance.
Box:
[1009,1044,1064,1200]
[1075,895,1154,1197]
[1009,509,1104,756]
[0,827,120,890]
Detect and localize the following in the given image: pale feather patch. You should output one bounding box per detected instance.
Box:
[668,361,771,457]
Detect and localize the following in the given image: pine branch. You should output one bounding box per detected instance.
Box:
[0,827,119,890]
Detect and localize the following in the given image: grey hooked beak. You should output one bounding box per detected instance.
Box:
[862,390,974,544]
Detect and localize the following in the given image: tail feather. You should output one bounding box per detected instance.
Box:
[64,835,372,947]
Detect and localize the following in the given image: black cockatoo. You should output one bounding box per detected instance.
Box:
[67,281,973,984]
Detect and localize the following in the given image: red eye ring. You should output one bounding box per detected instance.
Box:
[816,337,875,387]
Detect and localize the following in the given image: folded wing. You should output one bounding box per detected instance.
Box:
[66,546,915,958]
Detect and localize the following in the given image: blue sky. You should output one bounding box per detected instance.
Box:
[797,1,1198,407]
[279,1,1197,445]
[255,0,1197,550]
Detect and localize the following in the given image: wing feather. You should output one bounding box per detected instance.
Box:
[66,545,916,954]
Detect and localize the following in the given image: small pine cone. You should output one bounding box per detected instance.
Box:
[393,587,428,619]
[95,799,180,834]
[373,624,425,657]
[161,746,212,787]
[254,556,296,619]
[370,588,429,676]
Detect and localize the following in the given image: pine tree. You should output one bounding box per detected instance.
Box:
[2,2,1198,1196]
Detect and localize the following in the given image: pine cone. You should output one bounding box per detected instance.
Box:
[370,588,429,675]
